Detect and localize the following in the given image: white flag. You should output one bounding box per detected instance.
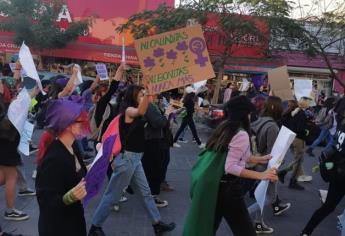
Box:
[19,42,46,95]
[7,88,31,134]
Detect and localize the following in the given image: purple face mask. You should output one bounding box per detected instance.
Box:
[46,95,85,134]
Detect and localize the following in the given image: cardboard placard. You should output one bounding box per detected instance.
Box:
[95,63,109,81]
[268,66,293,101]
[135,25,215,94]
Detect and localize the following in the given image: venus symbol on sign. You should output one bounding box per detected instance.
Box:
[189,37,208,67]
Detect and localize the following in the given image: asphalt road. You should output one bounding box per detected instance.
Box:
[0,124,343,236]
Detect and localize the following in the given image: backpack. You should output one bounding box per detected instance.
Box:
[88,103,112,141]
[251,119,274,155]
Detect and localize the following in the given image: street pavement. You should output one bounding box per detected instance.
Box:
[0,124,344,236]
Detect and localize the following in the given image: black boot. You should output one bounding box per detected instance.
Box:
[88,225,105,236]
[277,170,287,184]
[289,178,305,190]
[153,221,176,235]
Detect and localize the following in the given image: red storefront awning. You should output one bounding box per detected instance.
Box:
[0,33,139,65]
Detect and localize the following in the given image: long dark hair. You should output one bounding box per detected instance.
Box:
[119,84,144,113]
[206,104,252,152]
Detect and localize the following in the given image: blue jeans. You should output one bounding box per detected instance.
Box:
[92,151,161,226]
[310,128,331,149]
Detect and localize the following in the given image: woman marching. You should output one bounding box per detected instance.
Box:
[35,95,90,236]
[88,83,175,236]
[183,95,278,236]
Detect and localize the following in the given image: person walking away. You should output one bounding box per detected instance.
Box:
[173,86,205,148]
[300,97,345,235]
[183,96,278,236]
[36,95,89,236]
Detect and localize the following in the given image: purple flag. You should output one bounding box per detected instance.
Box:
[83,134,116,206]
[251,74,265,90]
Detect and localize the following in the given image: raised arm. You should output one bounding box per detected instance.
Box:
[58,66,78,98]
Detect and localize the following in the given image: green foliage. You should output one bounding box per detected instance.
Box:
[117,0,297,55]
[0,0,89,51]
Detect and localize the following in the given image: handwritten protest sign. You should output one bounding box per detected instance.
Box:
[95,63,109,81]
[135,25,215,94]
[268,66,293,101]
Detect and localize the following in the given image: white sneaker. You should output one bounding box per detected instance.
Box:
[319,189,328,203]
[297,175,312,182]
[113,204,120,212]
[119,196,128,203]
[173,143,181,148]
[198,143,206,149]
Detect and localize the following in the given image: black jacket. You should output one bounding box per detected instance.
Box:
[94,80,119,134]
[282,108,308,140]
[36,140,87,236]
[144,103,168,140]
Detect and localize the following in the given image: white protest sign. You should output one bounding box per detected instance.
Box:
[95,63,109,81]
[74,64,83,85]
[294,79,313,101]
[254,126,296,213]
[18,42,46,95]
[7,88,31,133]
[18,121,34,156]
[240,79,250,92]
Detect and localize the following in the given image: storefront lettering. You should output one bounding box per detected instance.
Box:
[0,42,20,49]
[56,5,72,23]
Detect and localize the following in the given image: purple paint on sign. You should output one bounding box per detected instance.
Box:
[83,135,116,206]
[144,57,155,68]
[153,48,165,57]
[189,37,208,67]
[166,50,177,60]
[176,41,188,51]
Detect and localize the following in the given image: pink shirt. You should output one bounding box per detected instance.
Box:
[225,130,251,176]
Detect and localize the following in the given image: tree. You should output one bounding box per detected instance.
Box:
[291,0,345,90]
[0,0,89,68]
[117,0,299,103]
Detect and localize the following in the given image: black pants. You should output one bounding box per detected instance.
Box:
[214,176,256,236]
[303,179,345,234]
[173,116,201,145]
[142,139,166,195]
[161,147,170,182]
